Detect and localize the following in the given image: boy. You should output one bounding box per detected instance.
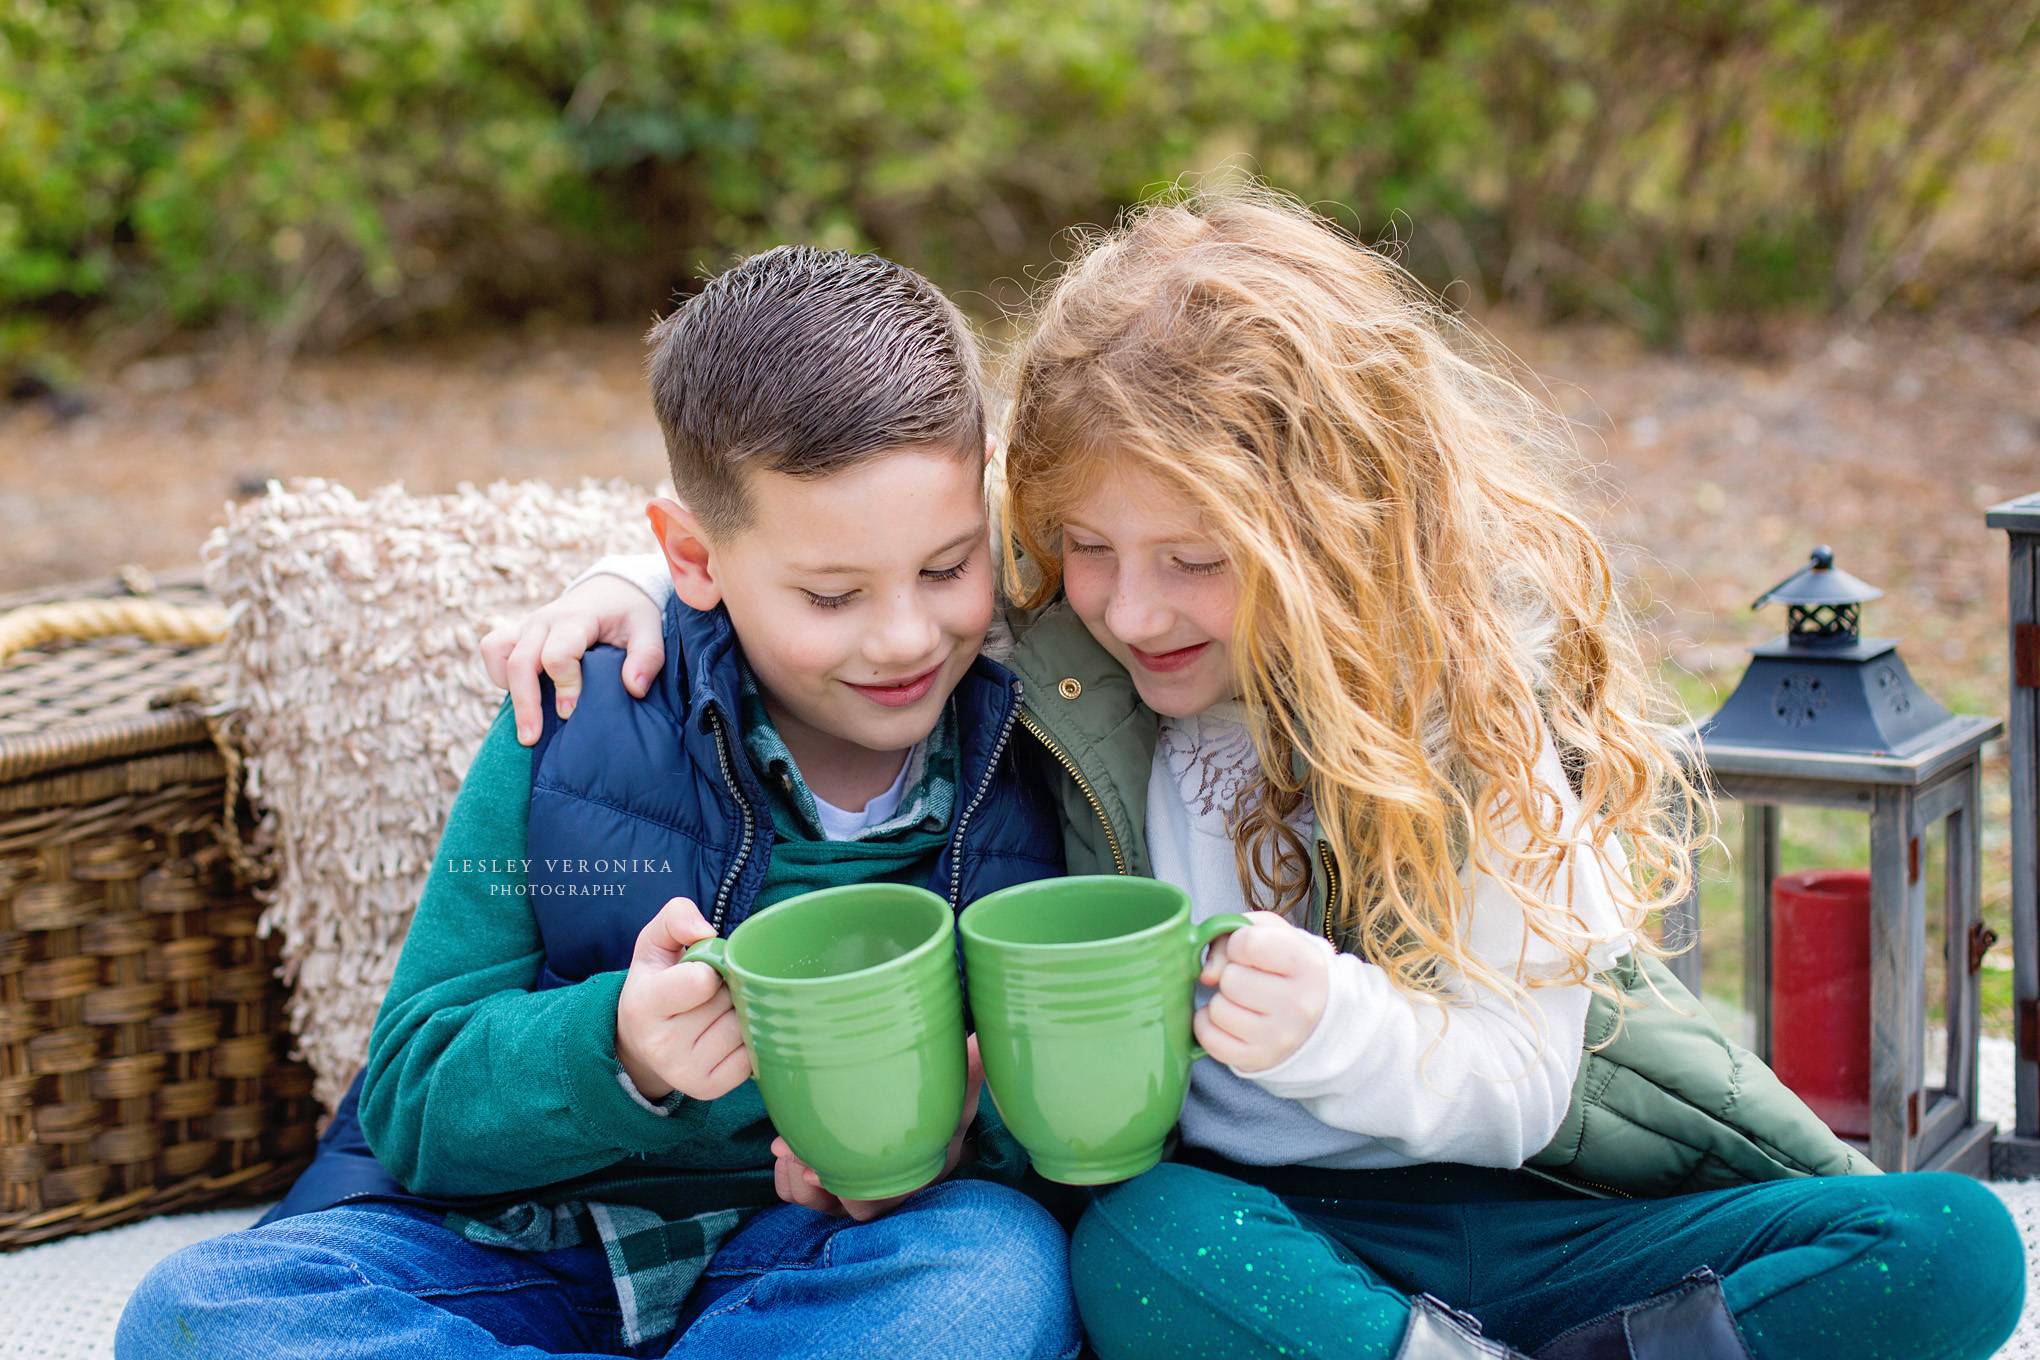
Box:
[117,247,1078,1360]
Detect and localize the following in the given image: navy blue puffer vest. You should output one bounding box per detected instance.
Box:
[262,594,1062,1223]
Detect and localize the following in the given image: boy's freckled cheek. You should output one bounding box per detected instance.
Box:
[764,634,854,686]
[951,600,996,652]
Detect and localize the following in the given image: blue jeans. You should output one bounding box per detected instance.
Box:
[116,1178,1082,1359]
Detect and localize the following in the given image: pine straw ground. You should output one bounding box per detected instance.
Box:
[10,317,2036,690]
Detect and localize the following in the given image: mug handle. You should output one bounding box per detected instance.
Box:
[681,937,729,974]
[1187,913,1252,1063]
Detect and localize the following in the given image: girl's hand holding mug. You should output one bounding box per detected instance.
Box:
[615,897,752,1102]
[1192,910,1332,1075]
[769,1032,986,1222]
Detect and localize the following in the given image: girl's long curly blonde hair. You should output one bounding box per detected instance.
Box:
[1000,183,1709,1010]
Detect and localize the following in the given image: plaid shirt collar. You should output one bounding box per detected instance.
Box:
[736,662,956,841]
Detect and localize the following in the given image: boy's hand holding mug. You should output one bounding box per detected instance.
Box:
[615,897,752,1102]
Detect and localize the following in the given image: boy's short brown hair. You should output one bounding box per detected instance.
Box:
[646,245,985,537]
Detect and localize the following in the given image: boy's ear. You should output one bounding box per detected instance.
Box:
[645,496,723,611]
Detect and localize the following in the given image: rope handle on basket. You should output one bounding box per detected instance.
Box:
[0,582,272,888]
[151,683,274,889]
[0,597,227,665]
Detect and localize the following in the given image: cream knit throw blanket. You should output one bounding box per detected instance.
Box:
[201,476,656,1111]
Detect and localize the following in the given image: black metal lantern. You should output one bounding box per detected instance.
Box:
[1698,546,1954,757]
[1666,547,2001,1175]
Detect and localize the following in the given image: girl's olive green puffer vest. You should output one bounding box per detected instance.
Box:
[1002,604,1875,1197]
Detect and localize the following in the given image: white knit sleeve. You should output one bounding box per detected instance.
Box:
[565,553,675,606]
[1235,720,1639,1167]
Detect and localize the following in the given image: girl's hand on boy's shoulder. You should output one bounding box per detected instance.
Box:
[768,1033,986,1223]
[1193,910,1332,1075]
[481,575,666,745]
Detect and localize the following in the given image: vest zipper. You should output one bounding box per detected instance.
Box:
[947,695,1023,910]
[1315,839,1341,948]
[705,707,756,933]
[1014,708,1128,875]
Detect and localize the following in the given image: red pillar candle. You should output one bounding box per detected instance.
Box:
[1770,868,1872,1141]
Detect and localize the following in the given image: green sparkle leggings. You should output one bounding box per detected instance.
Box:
[1066,1150,2024,1359]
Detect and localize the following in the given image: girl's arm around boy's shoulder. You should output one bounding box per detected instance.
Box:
[355,696,716,1197]
[575,553,674,606]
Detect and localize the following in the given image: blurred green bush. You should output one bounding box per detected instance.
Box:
[2,0,2034,353]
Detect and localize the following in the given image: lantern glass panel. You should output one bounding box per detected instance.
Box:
[1767,804,1873,1141]
[1924,818,1951,1100]
[1691,804,1750,1041]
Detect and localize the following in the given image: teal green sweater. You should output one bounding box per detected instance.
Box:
[355,699,782,1215]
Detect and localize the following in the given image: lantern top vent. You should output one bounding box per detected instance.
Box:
[1752,545,1883,650]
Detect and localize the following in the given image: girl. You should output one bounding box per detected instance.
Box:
[490,186,2023,1359]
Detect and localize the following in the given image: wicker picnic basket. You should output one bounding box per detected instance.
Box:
[0,568,316,1249]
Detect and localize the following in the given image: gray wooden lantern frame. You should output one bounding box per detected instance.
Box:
[1987,492,2040,1178]
[1667,721,1999,1175]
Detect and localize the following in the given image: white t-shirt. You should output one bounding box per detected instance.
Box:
[812,753,911,841]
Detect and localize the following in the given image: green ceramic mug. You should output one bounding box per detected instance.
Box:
[958,875,1250,1185]
[680,882,966,1200]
